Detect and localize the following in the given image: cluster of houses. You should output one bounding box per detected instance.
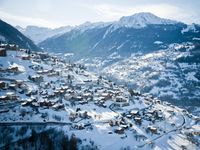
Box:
[0,92,19,101]
[142,109,164,122]
[0,79,24,101]
[0,44,19,57]
[107,106,163,135]
[69,111,91,122]
[109,117,130,134]
[0,47,130,114]
[0,63,22,74]
[0,46,164,136]
[184,125,200,146]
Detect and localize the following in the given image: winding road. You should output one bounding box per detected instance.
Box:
[136,109,186,149]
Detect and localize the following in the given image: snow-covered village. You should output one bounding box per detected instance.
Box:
[1,0,200,150]
[0,45,199,149]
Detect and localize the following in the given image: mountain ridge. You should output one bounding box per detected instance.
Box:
[113,12,178,29]
[39,12,200,59]
[16,25,73,44]
[0,19,39,51]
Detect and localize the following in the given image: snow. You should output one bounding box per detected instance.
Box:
[193,37,200,40]
[103,12,178,38]
[181,24,199,34]
[9,63,26,72]
[0,34,6,41]
[118,12,177,28]
[0,49,199,150]
[75,21,112,33]
[154,41,163,45]
[64,53,74,57]
[92,41,101,49]
[191,125,200,131]
[16,25,73,44]
[167,134,196,150]
[117,42,126,50]
[186,72,198,82]
[102,42,200,106]
[17,35,23,41]
[107,52,121,59]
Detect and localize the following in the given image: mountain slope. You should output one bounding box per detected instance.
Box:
[108,12,178,29]
[100,42,200,115]
[16,25,73,44]
[38,13,200,116]
[0,19,39,51]
[38,13,200,58]
[0,49,199,149]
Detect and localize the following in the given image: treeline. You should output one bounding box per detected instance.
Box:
[0,126,99,150]
[2,128,78,150]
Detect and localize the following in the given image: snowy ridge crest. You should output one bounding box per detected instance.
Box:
[117,12,178,28]
[103,12,179,38]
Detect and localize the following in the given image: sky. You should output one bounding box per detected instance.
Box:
[0,0,200,28]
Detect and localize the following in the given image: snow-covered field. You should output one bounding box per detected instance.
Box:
[0,49,199,149]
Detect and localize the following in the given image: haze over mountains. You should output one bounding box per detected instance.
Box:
[16,25,73,44]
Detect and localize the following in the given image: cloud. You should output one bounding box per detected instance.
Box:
[0,11,62,28]
[93,3,199,24]
[1,1,199,28]
[94,4,132,21]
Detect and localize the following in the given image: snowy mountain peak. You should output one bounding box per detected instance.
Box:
[102,12,180,37]
[75,21,112,32]
[117,12,178,28]
[16,25,73,44]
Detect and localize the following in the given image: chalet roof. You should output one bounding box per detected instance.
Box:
[101,92,110,96]
[21,54,29,57]
[0,96,7,99]
[9,83,17,87]
[116,95,125,99]
[83,93,92,96]
[147,126,157,131]
[135,117,141,120]
[32,75,42,78]
[0,48,6,51]
[15,80,23,83]
[130,109,139,114]
[6,92,15,96]
[191,125,200,132]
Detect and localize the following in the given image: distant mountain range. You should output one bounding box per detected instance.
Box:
[16,25,73,44]
[0,19,39,51]
[38,12,200,58]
